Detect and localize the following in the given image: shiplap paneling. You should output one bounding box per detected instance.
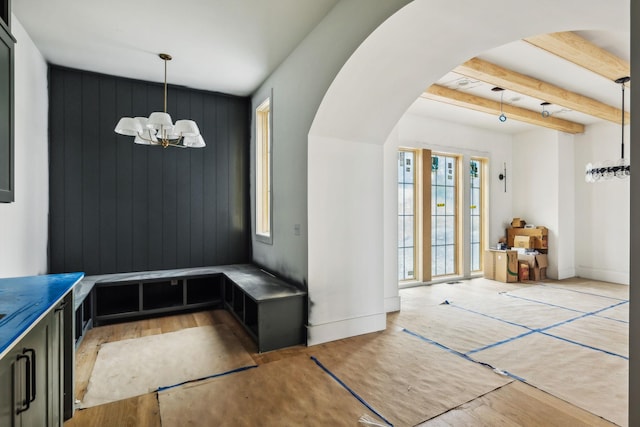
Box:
[48,66,251,275]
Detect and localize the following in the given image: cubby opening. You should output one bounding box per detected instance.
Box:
[186,276,222,304]
[96,284,139,316]
[244,297,258,337]
[75,309,82,341]
[143,280,183,310]
[232,285,244,319]
[82,297,92,327]
[224,278,234,305]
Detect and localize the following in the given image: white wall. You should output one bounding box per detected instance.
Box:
[308,0,626,345]
[383,113,513,295]
[574,122,630,284]
[250,0,410,287]
[0,16,48,278]
[512,129,577,280]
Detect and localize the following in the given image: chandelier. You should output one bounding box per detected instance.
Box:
[585,76,630,182]
[114,53,206,149]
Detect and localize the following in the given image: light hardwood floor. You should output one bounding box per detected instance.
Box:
[65,279,623,427]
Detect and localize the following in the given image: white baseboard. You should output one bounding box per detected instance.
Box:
[306,312,386,346]
[556,267,576,280]
[385,295,401,312]
[575,266,629,285]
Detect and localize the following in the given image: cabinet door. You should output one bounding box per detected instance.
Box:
[0,23,13,203]
[0,345,20,426]
[50,306,64,426]
[16,318,50,427]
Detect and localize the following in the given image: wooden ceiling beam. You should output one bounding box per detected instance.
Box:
[422,84,585,134]
[454,57,629,124]
[524,31,630,85]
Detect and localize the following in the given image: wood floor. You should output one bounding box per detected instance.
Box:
[65,279,623,427]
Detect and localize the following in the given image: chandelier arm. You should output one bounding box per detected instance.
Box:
[158,135,186,149]
[135,132,159,145]
[164,139,187,149]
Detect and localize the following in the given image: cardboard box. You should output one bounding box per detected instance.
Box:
[494,250,518,283]
[514,235,534,249]
[507,226,549,249]
[518,261,530,281]
[484,250,495,279]
[517,253,548,281]
[511,218,526,228]
[531,254,548,281]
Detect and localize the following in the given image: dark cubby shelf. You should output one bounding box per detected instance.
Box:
[80,265,307,352]
[92,274,224,325]
[244,298,258,336]
[187,276,222,304]
[143,280,183,310]
[96,284,139,316]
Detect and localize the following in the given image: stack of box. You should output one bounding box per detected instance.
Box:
[484,218,550,283]
[517,253,548,281]
[507,226,548,250]
[484,249,518,283]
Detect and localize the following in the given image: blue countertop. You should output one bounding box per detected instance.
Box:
[0,272,84,359]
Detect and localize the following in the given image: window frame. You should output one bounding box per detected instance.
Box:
[431,152,461,278]
[255,96,272,244]
[398,149,418,282]
[469,157,487,273]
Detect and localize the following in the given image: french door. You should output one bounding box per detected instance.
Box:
[398,149,486,283]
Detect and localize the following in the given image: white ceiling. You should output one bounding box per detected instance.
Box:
[13,0,339,96]
[13,1,630,134]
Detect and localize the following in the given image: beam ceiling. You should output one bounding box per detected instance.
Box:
[453,57,629,124]
[524,32,630,86]
[422,85,585,134]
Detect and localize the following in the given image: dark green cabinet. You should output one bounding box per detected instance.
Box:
[0,301,66,426]
[0,0,13,203]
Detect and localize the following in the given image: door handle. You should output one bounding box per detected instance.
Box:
[15,347,36,415]
[54,302,67,313]
[15,353,30,414]
[24,348,36,403]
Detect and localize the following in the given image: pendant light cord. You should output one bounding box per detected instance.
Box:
[164,57,168,114]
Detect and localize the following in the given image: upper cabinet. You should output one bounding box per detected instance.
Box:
[0,0,9,30]
[0,0,14,203]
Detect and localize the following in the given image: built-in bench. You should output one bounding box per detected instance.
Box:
[74,264,307,352]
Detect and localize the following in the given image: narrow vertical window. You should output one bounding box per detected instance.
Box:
[470,158,484,272]
[398,150,416,281]
[256,98,271,241]
[432,154,458,277]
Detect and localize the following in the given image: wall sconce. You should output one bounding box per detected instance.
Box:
[498,162,507,192]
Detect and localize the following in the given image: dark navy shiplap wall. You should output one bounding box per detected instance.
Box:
[48,66,251,275]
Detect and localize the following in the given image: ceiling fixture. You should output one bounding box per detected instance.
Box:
[492,87,507,122]
[540,102,551,118]
[114,53,206,149]
[585,76,630,182]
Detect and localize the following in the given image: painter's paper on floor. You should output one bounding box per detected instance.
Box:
[309,330,512,426]
[158,354,388,427]
[79,324,255,408]
[472,332,628,427]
